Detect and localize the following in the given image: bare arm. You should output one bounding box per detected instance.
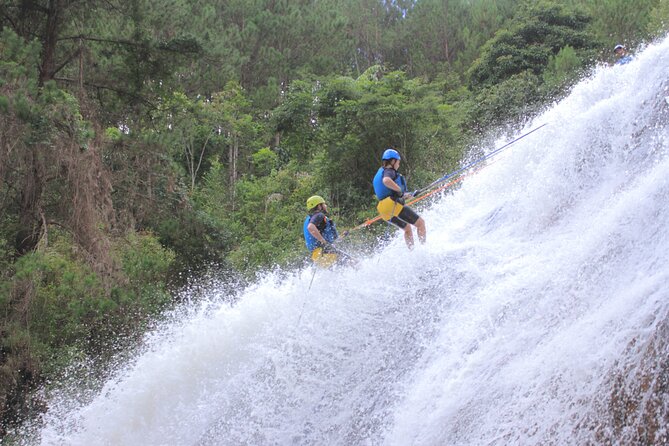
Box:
[383,176,412,198]
[308,223,327,244]
[383,177,403,193]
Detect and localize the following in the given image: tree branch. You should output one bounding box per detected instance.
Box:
[53,76,157,108]
[52,47,82,78]
[57,35,199,54]
[57,34,145,47]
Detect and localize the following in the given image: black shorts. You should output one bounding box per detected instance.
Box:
[390,205,420,229]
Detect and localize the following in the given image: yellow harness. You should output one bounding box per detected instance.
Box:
[311,247,339,268]
[376,197,403,221]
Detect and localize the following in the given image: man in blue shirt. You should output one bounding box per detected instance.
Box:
[372,148,426,248]
[614,44,633,65]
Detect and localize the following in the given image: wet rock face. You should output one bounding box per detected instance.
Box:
[584,316,669,445]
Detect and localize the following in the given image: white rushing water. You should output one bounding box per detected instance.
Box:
[29,37,669,445]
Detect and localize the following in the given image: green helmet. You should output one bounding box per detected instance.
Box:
[306,195,326,211]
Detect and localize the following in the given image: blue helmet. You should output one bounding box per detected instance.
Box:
[382,148,401,161]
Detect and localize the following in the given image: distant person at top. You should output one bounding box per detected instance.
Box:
[614,44,633,65]
[372,147,426,249]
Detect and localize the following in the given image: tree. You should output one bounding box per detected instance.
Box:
[579,0,657,46]
[542,44,583,91]
[209,83,263,208]
[647,0,669,38]
[468,1,596,88]
[400,0,517,78]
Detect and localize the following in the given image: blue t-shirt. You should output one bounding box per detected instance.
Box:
[616,55,633,65]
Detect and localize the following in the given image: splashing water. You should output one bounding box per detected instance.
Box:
[23,37,669,446]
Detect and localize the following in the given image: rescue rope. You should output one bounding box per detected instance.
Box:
[414,122,549,196]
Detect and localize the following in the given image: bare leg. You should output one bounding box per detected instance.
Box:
[415,217,426,244]
[403,225,414,249]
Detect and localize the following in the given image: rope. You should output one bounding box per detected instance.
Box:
[415,122,548,196]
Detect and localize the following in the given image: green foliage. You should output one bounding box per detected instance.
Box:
[1,230,174,350]
[117,231,175,287]
[110,231,175,319]
[8,239,106,352]
[41,81,95,142]
[470,70,543,129]
[400,0,518,77]
[543,45,582,92]
[0,28,41,90]
[555,0,660,51]
[272,80,321,162]
[468,1,596,88]
[151,91,218,192]
[0,95,9,113]
[150,209,233,274]
[104,127,123,142]
[226,165,313,272]
[588,0,656,45]
[318,71,465,208]
[648,0,669,37]
[0,235,13,308]
[464,1,602,129]
[0,229,175,428]
[191,159,240,268]
[252,148,280,177]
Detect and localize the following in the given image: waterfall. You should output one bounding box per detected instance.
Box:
[27,36,669,446]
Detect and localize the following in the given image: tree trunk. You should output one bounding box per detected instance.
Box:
[442,0,451,64]
[16,0,60,251]
[443,33,451,64]
[78,36,84,91]
[15,148,44,254]
[39,0,62,84]
[229,136,238,209]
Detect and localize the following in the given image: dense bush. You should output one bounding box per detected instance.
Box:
[0,230,174,429]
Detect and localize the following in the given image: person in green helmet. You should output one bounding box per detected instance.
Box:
[303,195,340,267]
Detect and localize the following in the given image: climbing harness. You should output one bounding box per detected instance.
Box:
[376,197,403,221]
